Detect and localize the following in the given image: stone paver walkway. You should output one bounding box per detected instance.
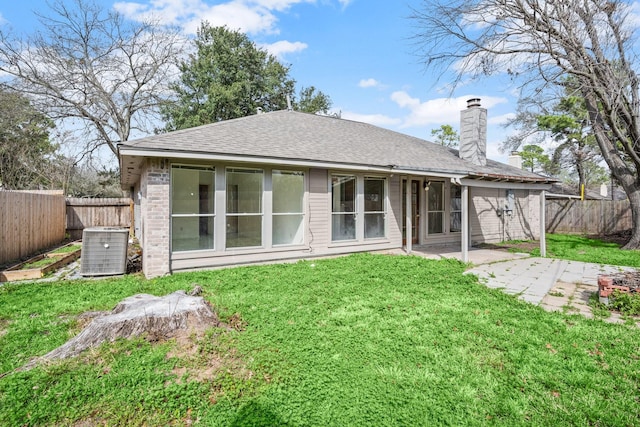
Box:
[466,257,637,324]
[466,258,633,304]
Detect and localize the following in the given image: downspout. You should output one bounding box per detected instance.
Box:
[540,190,547,257]
[405,179,412,254]
[461,184,469,263]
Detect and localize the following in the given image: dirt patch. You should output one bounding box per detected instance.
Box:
[607,270,640,290]
[0,318,9,338]
[588,230,632,247]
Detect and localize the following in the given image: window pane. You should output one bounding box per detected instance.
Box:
[172,216,214,251]
[364,178,384,212]
[226,215,262,248]
[428,212,444,234]
[451,185,462,211]
[273,170,304,213]
[365,213,385,239]
[428,182,443,211]
[332,214,356,241]
[450,212,462,233]
[226,168,263,214]
[273,214,304,245]
[332,175,356,213]
[172,167,214,215]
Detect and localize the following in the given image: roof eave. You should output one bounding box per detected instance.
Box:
[118,147,469,179]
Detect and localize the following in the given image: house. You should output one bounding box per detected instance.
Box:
[119,99,554,278]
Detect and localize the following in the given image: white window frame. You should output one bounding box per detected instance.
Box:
[426,180,445,235]
[271,169,306,247]
[330,173,388,243]
[363,176,387,240]
[170,164,216,253]
[225,167,264,250]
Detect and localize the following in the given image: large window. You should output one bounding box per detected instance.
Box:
[331,175,356,241]
[331,174,387,242]
[272,170,304,245]
[171,165,215,251]
[226,168,263,248]
[427,181,444,234]
[450,185,462,233]
[364,177,386,239]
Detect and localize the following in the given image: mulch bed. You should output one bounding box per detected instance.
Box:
[607,271,640,291]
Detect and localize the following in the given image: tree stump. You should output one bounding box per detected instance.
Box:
[42,290,222,361]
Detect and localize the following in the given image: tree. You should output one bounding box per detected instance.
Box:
[504,82,606,189]
[413,0,640,249]
[0,0,185,160]
[294,86,332,115]
[162,24,331,131]
[430,124,459,147]
[537,93,604,189]
[0,87,55,189]
[520,145,552,175]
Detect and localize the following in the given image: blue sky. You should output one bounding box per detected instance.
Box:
[0,0,520,163]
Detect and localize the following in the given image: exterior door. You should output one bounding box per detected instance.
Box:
[402,180,420,245]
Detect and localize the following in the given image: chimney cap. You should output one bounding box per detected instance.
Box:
[467,98,481,108]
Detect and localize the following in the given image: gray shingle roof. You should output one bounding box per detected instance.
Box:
[120,110,550,182]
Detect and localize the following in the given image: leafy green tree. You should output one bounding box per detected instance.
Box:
[430,124,459,148]
[520,145,552,175]
[0,87,56,190]
[294,86,332,115]
[537,89,604,190]
[163,24,332,131]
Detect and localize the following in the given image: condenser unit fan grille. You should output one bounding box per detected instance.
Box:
[81,227,129,276]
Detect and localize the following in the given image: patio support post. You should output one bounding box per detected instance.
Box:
[539,190,546,257]
[405,179,412,254]
[461,184,469,263]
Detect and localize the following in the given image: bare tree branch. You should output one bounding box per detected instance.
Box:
[0,0,185,159]
[413,0,640,248]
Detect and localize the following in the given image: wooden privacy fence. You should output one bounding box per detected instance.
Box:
[0,191,66,265]
[546,199,632,235]
[66,198,132,240]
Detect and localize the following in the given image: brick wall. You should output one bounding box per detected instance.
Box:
[141,158,171,278]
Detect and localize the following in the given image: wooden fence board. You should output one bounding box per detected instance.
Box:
[65,198,132,240]
[546,199,631,235]
[0,191,66,265]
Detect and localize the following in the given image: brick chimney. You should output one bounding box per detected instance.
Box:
[459,98,487,166]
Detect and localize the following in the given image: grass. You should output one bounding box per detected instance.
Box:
[1,253,640,426]
[17,244,82,270]
[49,244,82,255]
[506,233,640,267]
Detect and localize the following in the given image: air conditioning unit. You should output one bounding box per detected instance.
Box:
[81,227,129,276]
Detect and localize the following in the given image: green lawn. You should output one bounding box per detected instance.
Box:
[507,233,640,267]
[1,253,640,426]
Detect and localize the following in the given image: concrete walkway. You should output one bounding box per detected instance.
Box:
[390,245,638,324]
[466,257,634,304]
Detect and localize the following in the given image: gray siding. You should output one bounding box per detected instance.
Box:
[308,168,330,249]
[470,187,540,244]
[387,174,402,247]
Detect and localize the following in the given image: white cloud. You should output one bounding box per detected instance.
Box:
[114,0,322,35]
[358,78,380,88]
[488,112,515,126]
[341,111,401,127]
[262,40,308,58]
[0,13,6,26]
[390,92,508,128]
[114,0,278,35]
